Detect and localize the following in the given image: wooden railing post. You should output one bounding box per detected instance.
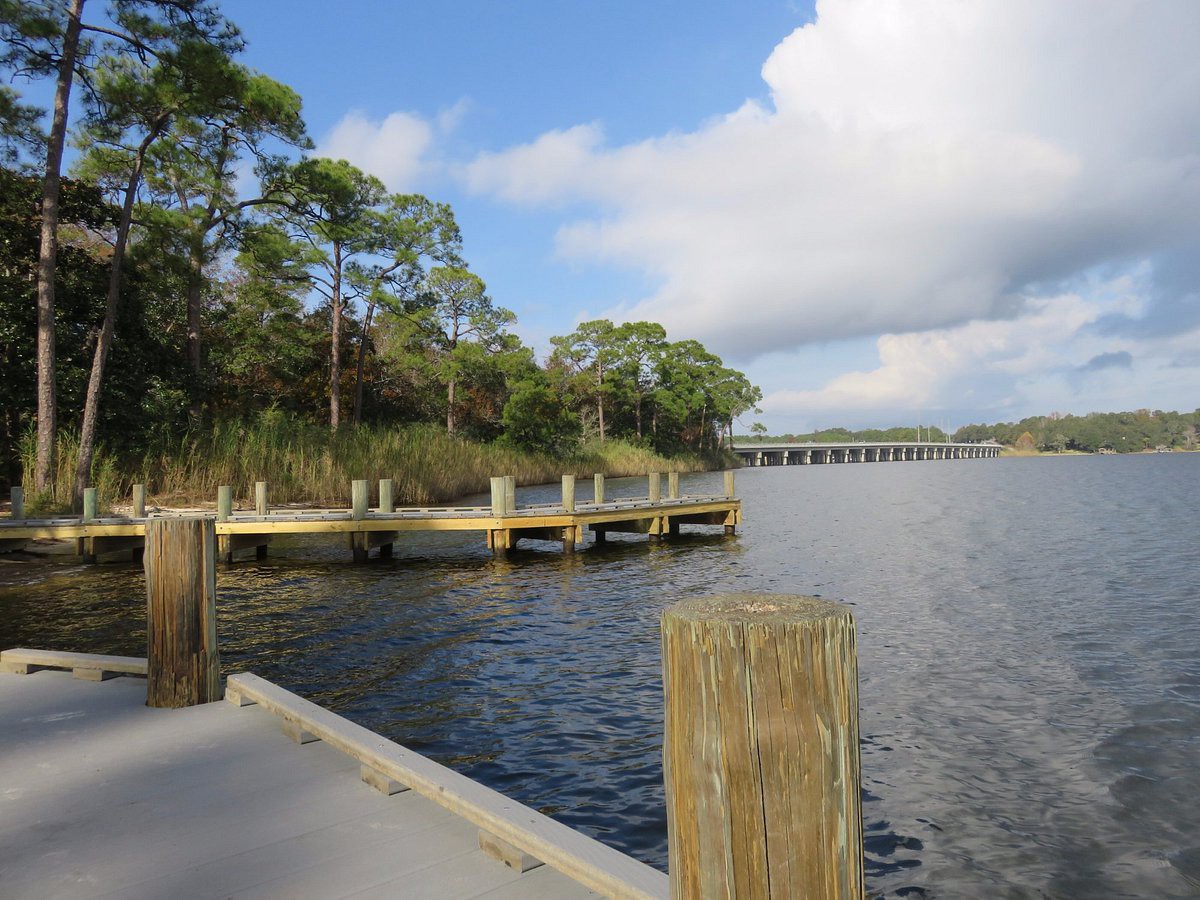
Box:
[724,469,735,499]
[668,472,679,500]
[132,483,146,518]
[648,472,661,503]
[379,478,394,514]
[351,479,369,562]
[489,476,509,555]
[661,594,862,899]
[255,481,268,516]
[10,485,22,520]
[145,516,221,708]
[593,473,605,505]
[504,475,517,514]
[561,474,576,513]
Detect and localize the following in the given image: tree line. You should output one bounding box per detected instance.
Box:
[739,408,1200,453]
[0,0,759,500]
[953,409,1200,453]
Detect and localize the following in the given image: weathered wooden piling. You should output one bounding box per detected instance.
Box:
[504,475,517,514]
[723,471,736,534]
[216,485,233,563]
[377,479,395,557]
[661,594,863,899]
[593,474,607,542]
[489,476,509,554]
[561,475,577,552]
[82,487,97,522]
[145,516,221,708]
[351,479,369,562]
[668,472,680,500]
[255,481,268,516]
[132,483,146,518]
[78,488,99,562]
[9,486,22,520]
[649,472,661,503]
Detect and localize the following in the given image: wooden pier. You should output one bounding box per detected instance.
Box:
[0,472,742,562]
[0,517,864,898]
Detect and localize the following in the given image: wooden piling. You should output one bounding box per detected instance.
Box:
[82,487,97,522]
[660,593,863,899]
[10,486,22,520]
[351,480,369,562]
[376,478,395,558]
[132,484,146,518]
[490,477,507,517]
[255,481,268,516]
[216,486,232,522]
[594,473,605,505]
[724,469,735,499]
[561,475,576,513]
[504,475,516,514]
[648,473,661,503]
[145,517,221,708]
[668,472,679,500]
[216,486,233,563]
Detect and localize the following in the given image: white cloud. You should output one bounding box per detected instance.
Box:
[461,0,1200,363]
[317,106,460,191]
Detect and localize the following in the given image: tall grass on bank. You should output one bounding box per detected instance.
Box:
[18,428,123,516]
[22,414,721,511]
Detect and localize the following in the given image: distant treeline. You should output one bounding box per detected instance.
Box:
[953,409,1200,453]
[739,409,1200,453]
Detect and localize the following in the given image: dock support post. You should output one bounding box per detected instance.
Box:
[80,488,98,563]
[505,475,517,514]
[561,474,575,513]
[723,471,736,534]
[351,479,369,562]
[378,479,394,557]
[489,476,508,556]
[668,472,679,500]
[145,516,221,708]
[217,485,233,563]
[254,481,268,558]
[10,485,22,520]
[594,473,605,505]
[562,475,577,553]
[649,472,661,503]
[131,483,147,563]
[661,593,863,899]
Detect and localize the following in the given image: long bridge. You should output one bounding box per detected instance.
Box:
[732,440,1001,466]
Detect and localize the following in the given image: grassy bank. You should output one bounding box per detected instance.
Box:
[21,418,726,514]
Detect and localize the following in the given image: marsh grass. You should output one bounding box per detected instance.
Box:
[22,413,717,511]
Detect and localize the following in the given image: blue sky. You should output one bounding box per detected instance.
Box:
[34,1,1200,433]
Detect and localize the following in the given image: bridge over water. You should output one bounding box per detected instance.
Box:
[732,441,1001,466]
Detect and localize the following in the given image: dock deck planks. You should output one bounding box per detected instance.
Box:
[0,670,620,899]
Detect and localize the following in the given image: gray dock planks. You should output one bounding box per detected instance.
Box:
[0,670,600,899]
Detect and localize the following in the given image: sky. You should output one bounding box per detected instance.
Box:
[100,2,1200,431]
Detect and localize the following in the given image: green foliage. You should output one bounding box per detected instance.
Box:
[502,377,581,455]
[953,409,1200,453]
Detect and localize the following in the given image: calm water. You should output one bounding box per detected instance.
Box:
[2,455,1198,897]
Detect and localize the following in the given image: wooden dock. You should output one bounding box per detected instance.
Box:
[0,652,666,899]
[0,473,741,562]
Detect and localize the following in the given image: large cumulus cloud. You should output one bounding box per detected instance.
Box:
[463,0,1200,362]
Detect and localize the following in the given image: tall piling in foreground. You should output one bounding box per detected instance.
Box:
[661,593,863,899]
[145,517,221,707]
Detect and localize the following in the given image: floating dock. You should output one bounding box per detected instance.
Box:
[0,651,667,899]
[0,472,742,562]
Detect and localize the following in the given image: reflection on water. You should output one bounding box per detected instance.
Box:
[3,459,1199,896]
